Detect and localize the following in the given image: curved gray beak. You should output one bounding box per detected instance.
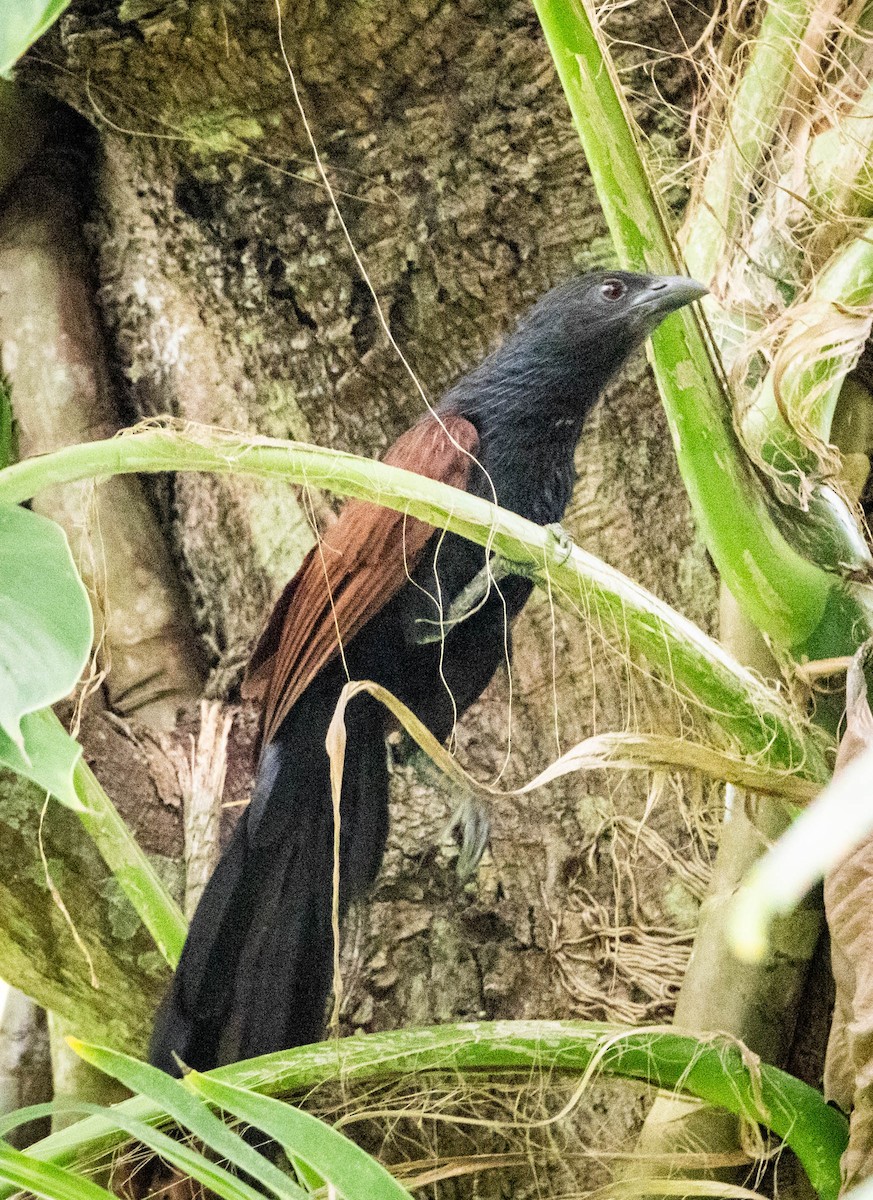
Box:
[632,274,709,317]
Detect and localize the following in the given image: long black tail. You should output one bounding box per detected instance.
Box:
[150,681,389,1073]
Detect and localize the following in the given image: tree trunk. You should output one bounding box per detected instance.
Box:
[5,0,718,1093]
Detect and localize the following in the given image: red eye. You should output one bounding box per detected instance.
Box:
[601,277,627,301]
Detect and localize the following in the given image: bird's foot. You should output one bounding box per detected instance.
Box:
[415,526,576,646]
[442,795,491,879]
[545,522,575,565]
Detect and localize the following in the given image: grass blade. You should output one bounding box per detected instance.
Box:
[0,1100,286,1200]
[0,1141,114,1200]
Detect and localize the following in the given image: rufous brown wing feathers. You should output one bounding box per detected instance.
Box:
[241,411,480,752]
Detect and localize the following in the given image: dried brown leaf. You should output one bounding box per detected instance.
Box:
[824,640,873,1189]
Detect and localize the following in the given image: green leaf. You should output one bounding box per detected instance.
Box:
[185,1072,413,1200]
[0,707,82,809]
[0,504,92,752]
[0,1099,279,1200]
[67,1042,307,1200]
[0,1,72,78]
[0,1140,114,1200]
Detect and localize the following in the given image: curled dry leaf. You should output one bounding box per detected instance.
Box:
[824,639,873,1189]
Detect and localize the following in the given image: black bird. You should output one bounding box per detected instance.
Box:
[150,270,707,1072]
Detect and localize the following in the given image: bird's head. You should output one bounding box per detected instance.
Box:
[447,270,708,434]
[527,269,708,382]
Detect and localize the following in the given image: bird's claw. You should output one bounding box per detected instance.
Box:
[545,522,574,565]
[414,527,574,646]
[443,796,491,879]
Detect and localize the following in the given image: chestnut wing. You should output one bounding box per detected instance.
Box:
[242,411,480,750]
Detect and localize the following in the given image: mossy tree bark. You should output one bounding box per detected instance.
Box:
[3,0,721,1087]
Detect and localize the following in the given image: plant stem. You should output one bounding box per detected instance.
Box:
[808,72,873,219]
[745,226,873,459]
[72,746,187,967]
[531,0,872,661]
[682,0,814,282]
[16,1022,848,1200]
[0,425,830,781]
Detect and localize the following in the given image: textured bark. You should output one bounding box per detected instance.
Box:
[0,987,51,1149]
[0,104,205,729]
[5,0,722,1170]
[0,704,257,1056]
[0,103,204,1078]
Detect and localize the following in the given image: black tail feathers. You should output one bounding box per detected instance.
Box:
[149,691,389,1074]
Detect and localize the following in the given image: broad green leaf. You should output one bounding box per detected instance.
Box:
[0,707,82,809]
[186,1072,413,1200]
[0,504,92,751]
[0,1,72,77]
[68,1041,307,1200]
[0,1140,114,1200]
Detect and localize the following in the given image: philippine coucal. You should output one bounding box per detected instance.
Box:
[150,270,707,1072]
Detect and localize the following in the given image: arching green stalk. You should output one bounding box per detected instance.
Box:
[0,424,829,780]
[9,1023,847,1200]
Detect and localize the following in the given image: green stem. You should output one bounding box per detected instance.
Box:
[808,72,873,219]
[16,1022,848,1200]
[531,0,871,660]
[0,425,829,781]
[72,743,187,968]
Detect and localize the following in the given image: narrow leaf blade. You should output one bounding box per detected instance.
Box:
[68,1042,306,1200]
[0,1140,114,1200]
[186,1072,413,1200]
